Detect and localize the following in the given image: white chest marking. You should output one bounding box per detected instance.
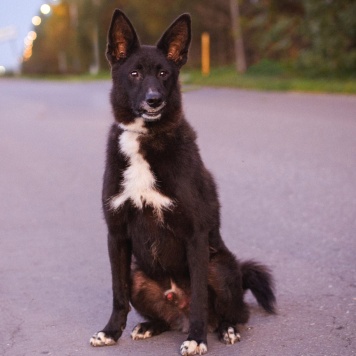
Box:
[110,118,173,220]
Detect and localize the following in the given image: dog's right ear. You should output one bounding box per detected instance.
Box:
[106,9,140,66]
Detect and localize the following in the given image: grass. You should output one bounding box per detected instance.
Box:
[18,71,111,82]
[15,62,356,94]
[181,65,356,94]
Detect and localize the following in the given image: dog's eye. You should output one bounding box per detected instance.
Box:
[158,70,168,78]
[130,71,139,78]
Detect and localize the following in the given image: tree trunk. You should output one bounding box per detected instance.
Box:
[229,0,247,73]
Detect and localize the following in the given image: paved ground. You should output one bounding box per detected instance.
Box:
[0,78,355,356]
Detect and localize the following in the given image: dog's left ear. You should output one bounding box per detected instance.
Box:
[157,14,191,68]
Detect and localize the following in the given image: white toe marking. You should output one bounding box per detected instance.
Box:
[180,340,208,355]
[143,330,152,338]
[89,332,116,347]
[197,343,208,355]
[111,118,173,221]
[223,327,240,345]
[131,324,152,340]
[131,325,140,340]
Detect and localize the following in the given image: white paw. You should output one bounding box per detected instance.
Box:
[89,331,116,347]
[131,324,153,340]
[222,327,240,345]
[180,340,208,355]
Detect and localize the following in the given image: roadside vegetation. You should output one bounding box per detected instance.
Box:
[15,0,355,95]
[21,1,355,80]
[19,60,356,95]
[182,61,356,94]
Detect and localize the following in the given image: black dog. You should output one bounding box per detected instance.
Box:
[90,9,276,355]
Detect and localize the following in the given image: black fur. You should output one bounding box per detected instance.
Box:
[90,9,276,355]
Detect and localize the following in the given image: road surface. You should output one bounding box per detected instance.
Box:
[0,79,355,356]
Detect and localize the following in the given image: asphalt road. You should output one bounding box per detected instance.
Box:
[0,79,355,356]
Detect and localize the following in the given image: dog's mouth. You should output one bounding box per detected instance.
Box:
[139,102,166,121]
[141,111,162,121]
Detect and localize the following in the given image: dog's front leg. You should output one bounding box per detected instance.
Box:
[90,232,131,347]
[180,233,209,355]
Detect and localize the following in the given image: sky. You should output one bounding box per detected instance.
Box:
[0,0,51,72]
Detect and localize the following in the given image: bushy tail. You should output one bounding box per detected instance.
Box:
[241,260,276,314]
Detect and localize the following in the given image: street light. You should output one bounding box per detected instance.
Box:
[27,31,37,41]
[22,31,38,62]
[40,4,51,15]
[32,16,41,26]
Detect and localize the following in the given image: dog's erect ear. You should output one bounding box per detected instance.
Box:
[157,14,191,68]
[106,9,140,65]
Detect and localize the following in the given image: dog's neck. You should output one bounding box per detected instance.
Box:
[118,119,148,135]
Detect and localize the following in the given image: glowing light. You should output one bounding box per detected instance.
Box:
[40,4,51,15]
[27,31,37,41]
[0,66,5,75]
[24,37,33,46]
[23,47,33,61]
[32,16,42,26]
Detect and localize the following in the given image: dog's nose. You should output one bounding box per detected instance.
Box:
[145,91,163,108]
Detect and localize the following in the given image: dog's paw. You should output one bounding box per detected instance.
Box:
[219,326,240,345]
[180,340,208,355]
[131,323,153,340]
[89,331,116,347]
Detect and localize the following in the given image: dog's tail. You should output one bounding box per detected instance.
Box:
[241,260,276,314]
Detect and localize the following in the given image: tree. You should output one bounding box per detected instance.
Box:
[229,0,246,73]
[298,0,356,75]
[22,0,355,76]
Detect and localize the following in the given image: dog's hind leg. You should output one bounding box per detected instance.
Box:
[131,320,169,340]
[130,269,189,337]
[208,250,250,345]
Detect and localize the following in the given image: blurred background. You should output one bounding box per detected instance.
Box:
[1,2,356,355]
[0,0,355,89]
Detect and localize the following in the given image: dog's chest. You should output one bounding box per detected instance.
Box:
[110,120,173,220]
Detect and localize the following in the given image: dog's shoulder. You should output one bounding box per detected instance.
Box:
[106,123,119,148]
[102,124,127,200]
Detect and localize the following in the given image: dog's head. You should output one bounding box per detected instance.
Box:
[106,10,191,126]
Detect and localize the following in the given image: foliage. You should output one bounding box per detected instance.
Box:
[23,2,75,74]
[297,0,356,76]
[182,66,356,94]
[22,0,356,77]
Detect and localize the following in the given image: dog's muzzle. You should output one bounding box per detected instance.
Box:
[140,105,166,121]
[140,91,166,121]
